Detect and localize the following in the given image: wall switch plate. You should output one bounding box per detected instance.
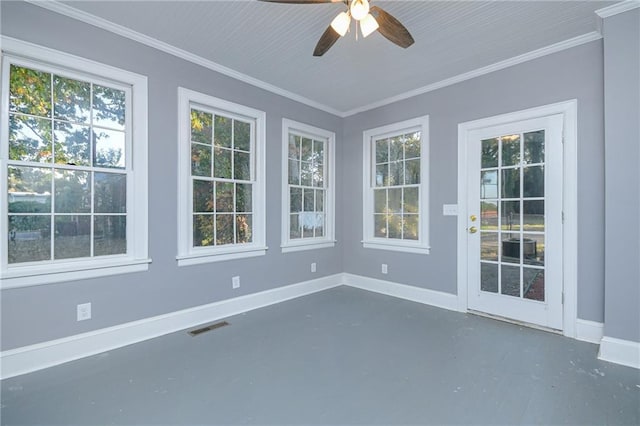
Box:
[311,262,317,273]
[443,204,458,216]
[382,264,388,274]
[232,276,240,289]
[77,303,91,321]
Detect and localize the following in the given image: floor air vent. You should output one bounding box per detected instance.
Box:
[188,321,229,336]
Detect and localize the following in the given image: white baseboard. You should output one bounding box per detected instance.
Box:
[598,336,640,369]
[575,319,604,344]
[0,274,343,380]
[342,273,459,312]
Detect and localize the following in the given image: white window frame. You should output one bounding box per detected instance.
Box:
[281,119,336,253]
[177,88,266,266]
[0,37,150,289]
[362,115,430,254]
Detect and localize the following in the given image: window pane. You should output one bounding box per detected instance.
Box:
[54,76,90,123]
[290,187,302,213]
[8,166,52,213]
[388,214,402,238]
[524,269,544,301]
[314,213,325,237]
[213,147,232,179]
[481,201,498,230]
[481,170,498,199]
[191,144,212,177]
[313,140,324,164]
[55,170,91,213]
[403,214,419,240]
[94,128,125,168]
[9,114,52,163]
[481,232,499,261]
[301,161,313,187]
[374,214,387,238]
[389,161,404,186]
[94,216,126,256]
[54,121,90,166]
[236,183,252,213]
[523,166,544,198]
[501,135,520,166]
[375,163,388,187]
[8,215,51,263]
[301,138,313,162]
[10,65,51,117]
[214,116,232,148]
[501,169,520,198]
[405,159,420,185]
[374,189,386,213]
[375,138,389,163]
[302,213,314,238]
[54,215,90,259]
[524,130,544,164]
[236,214,252,243]
[523,234,544,266]
[403,187,419,213]
[388,188,402,213]
[193,215,214,247]
[92,85,125,131]
[501,264,521,297]
[481,262,498,293]
[501,200,520,232]
[288,134,300,160]
[523,200,544,232]
[312,163,324,188]
[234,120,250,151]
[481,138,498,168]
[215,182,233,213]
[216,214,234,245]
[233,151,251,181]
[389,136,403,162]
[315,189,324,213]
[288,159,300,185]
[190,109,212,144]
[290,214,301,239]
[404,133,420,159]
[193,180,214,213]
[303,188,314,212]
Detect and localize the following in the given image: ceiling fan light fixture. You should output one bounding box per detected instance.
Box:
[349,0,369,21]
[330,11,351,37]
[360,13,379,37]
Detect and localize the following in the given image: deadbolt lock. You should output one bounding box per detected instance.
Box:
[469,226,477,234]
[470,215,477,222]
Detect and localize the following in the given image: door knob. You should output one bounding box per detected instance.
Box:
[469,226,477,234]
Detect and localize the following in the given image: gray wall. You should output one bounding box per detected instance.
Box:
[0,2,344,351]
[603,9,640,342]
[342,41,606,324]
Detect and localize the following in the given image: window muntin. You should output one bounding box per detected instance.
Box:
[281,119,335,252]
[363,116,429,253]
[6,63,129,265]
[177,89,266,265]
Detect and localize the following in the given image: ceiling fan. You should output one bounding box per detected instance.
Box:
[259,0,415,56]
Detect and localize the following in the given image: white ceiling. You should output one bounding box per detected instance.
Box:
[53,0,613,115]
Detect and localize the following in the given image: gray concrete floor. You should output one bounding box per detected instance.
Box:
[1,286,639,425]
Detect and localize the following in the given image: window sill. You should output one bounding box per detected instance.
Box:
[1,258,152,289]
[362,241,430,255]
[281,240,336,253]
[176,246,268,266]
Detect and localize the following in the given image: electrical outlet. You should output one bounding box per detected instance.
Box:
[232,276,240,289]
[382,264,388,274]
[311,262,317,273]
[77,303,91,321]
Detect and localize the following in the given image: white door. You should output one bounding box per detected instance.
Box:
[465,114,564,330]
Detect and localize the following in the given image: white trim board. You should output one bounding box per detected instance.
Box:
[575,319,604,344]
[0,274,343,380]
[598,336,640,369]
[342,273,459,312]
[596,1,640,18]
[23,1,601,118]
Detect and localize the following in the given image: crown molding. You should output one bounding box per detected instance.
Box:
[341,31,603,117]
[24,0,344,118]
[596,0,640,18]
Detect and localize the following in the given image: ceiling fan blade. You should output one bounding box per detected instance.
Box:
[370,6,415,49]
[259,0,342,3]
[313,25,341,56]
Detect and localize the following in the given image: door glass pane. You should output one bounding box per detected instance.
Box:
[524,130,544,164]
[481,232,498,261]
[523,200,544,232]
[501,234,521,264]
[481,262,498,293]
[524,268,545,301]
[501,264,520,297]
[501,135,520,166]
[481,201,497,230]
[523,165,544,198]
[501,169,520,198]
[481,171,498,199]
[481,138,498,168]
[501,201,520,232]
[523,233,544,266]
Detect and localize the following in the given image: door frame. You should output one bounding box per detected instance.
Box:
[456,100,578,338]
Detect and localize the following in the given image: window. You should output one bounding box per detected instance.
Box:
[362,116,429,254]
[281,119,335,252]
[1,39,149,288]
[177,88,266,265]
